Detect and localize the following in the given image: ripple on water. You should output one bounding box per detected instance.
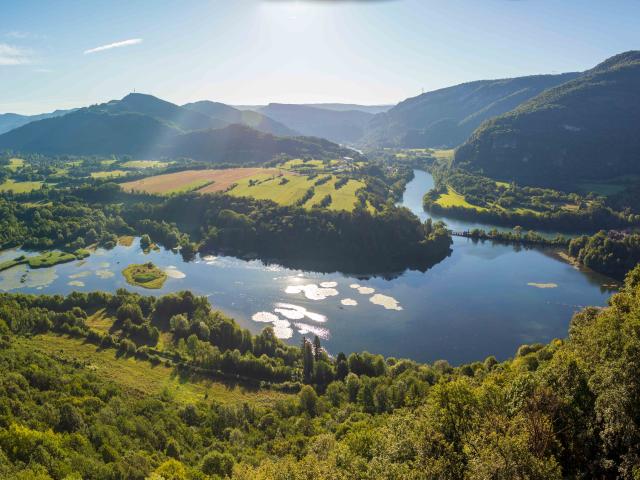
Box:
[275,308,305,320]
[68,271,91,279]
[357,286,375,295]
[274,303,327,323]
[96,269,115,279]
[369,293,403,311]
[0,266,57,291]
[251,312,279,323]
[527,282,558,289]
[294,322,330,340]
[164,267,186,279]
[284,283,339,300]
[272,319,293,339]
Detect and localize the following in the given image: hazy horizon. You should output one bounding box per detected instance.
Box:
[2,0,639,115]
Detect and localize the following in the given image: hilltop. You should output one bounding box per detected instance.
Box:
[0,94,355,163]
[183,100,298,137]
[258,103,375,144]
[454,51,640,185]
[362,72,579,148]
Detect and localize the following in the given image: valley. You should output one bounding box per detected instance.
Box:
[1,4,639,473]
[0,170,617,364]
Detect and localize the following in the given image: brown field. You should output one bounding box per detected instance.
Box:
[121,168,285,194]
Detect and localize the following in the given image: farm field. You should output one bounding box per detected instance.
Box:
[435,186,487,211]
[431,148,455,163]
[90,169,128,178]
[23,334,289,406]
[122,168,283,194]
[0,179,44,193]
[228,172,365,211]
[7,158,24,171]
[121,160,171,169]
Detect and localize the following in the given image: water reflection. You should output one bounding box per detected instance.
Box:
[0,170,620,364]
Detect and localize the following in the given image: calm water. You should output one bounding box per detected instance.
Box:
[0,170,617,364]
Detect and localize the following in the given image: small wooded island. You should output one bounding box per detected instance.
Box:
[122,262,167,289]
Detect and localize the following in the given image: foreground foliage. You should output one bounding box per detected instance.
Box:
[2,265,640,477]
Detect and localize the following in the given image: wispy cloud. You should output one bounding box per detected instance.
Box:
[5,31,30,39]
[84,38,142,55]
[0,43,31,66]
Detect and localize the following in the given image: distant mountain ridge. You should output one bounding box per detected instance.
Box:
[92,93,227,132]
[234,103,392,115]
[0,94,358,163]
[258,103,375,144]
[454,51,640,185]
[362,72,580,148]
[182,100,297,137]
[0,109,75,135]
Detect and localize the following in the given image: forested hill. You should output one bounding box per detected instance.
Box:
[361,72,579,148]
[0,108,75,135]
[0,95,356,163]
[93,93,229,132]
[183,100,298,137]
[162,124,358,164]
[454,51,640,185]
[258,103,375,144]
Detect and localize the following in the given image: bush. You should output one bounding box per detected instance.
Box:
[201,451,234,477]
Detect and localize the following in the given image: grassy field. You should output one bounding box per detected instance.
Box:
[86,308,113,333]
[118,235,135,247]
[0,255,28,272]
[27,251,79,268]
[121,160,171,169]
[229,173,365,211]
[23,334,289,405]
[436,186,487,211]
[122,168,283,194]
[0,179,44,193]
[165,179,214,194]
[90,170,128,179]
[431,149,455,163]
[7,158,24,171]
[122,263,167,289]
[121,167,365,211]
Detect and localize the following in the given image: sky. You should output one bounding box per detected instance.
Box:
[1,0,639,114]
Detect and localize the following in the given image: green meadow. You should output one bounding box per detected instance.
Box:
[229,173,365,211]
[0,179,44,193]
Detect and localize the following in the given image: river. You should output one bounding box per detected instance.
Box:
[0,170,617,364]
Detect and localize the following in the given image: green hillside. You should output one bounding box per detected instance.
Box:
[183,100,297,137]
[94,93,228,132]
[362,72,579,148]
[455,51,640,185]
[258,103,374,143]
[164,124,357,164]
[0,95,357,164]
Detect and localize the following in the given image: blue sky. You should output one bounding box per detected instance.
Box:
[1,0,638,114]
